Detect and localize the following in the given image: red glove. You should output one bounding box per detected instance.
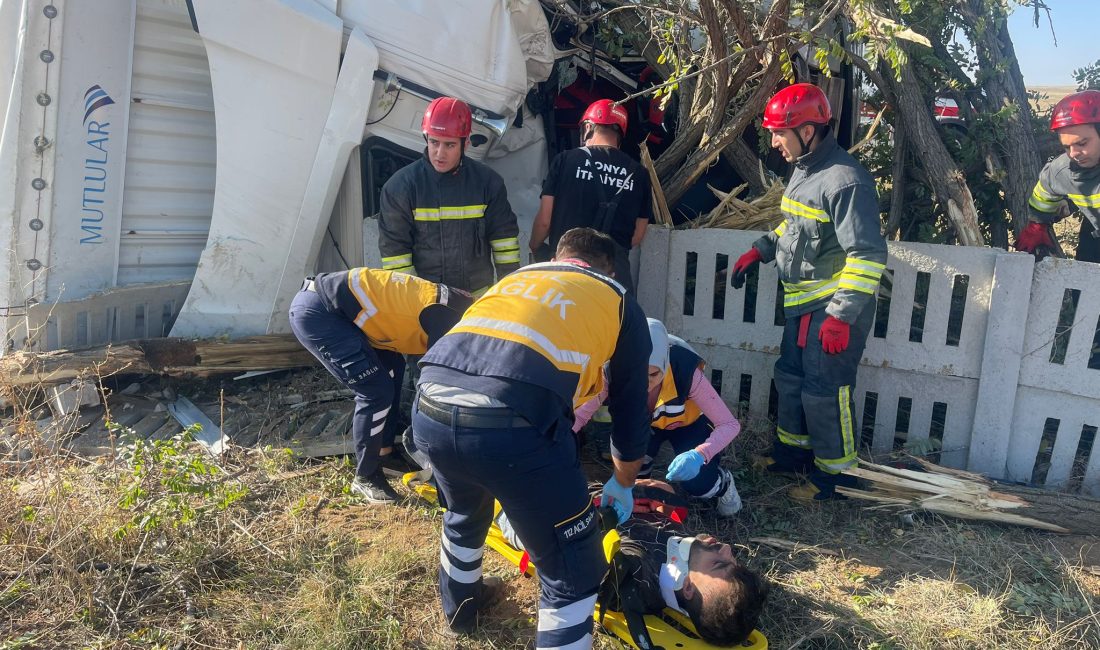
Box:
[1015,222,1055,254]
[818,316,850,354]
[730,248,763,289]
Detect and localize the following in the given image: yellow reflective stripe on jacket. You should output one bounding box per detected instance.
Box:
[1029,181,1062,213]
[838,257,884,295]
[773,219,788,237]
[782,271,842,307]
[381,253,413,271]
[490,237,521,265]
[781,196,830,222]
[413,204,488,221]
[1066,192,1100,209]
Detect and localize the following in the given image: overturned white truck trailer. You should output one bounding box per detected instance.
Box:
[1,0,555,349]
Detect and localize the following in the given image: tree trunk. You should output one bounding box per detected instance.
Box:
[882,59,986,246]
[661,0,791,205]
[721,138,768,195]
[993,483,1100,537]
[885,126,908,240]
[957,1,1043,236]
[846,460,1100,536]
[606,8,674,80]
[663,61,785,205]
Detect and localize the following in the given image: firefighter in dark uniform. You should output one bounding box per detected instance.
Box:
[378,96,521,295]
[288,268,472,504]
[528,99,653,293]
[1016,90,1100,263]
[730,83,888,501]
[412,228,651,646]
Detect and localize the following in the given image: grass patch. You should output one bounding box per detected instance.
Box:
[0,413,1097,649]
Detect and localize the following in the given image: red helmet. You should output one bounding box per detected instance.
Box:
[581,99,629,134]
[422,97,472,139]
[762,83,832,129]
[1050,90,1100,131]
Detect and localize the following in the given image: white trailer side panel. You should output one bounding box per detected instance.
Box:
[118,0,215,285]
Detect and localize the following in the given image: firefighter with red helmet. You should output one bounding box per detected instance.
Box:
[378,96,521,295]
[1018,89,1100,263]
[529,98,653,293]
[730,83,888,501]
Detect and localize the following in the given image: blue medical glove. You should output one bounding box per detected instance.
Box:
[601,476,634,525]
[666,449,706,482]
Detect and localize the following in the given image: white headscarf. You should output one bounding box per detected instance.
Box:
[647,318,670,369]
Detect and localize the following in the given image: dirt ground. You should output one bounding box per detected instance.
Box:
[2,368,1099,649]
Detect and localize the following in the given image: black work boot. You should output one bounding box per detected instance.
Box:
[442,575,506,637]
[753,443,814,476]
[350,470,401,504]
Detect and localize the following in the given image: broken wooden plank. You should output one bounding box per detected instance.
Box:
[1,334,317,388]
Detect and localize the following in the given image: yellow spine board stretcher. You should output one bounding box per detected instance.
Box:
[402,472,767,650]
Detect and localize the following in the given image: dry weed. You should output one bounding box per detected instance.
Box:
[0,384,1097,649]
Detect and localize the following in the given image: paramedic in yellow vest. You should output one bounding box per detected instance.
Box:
[378,96,521,295]
[573,319,744,516]
[729,84,888,501]
[412,227,651,645]
[288,269,472,504]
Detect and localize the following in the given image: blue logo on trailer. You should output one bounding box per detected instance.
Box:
[80,85,115,244]
[83,85,115,125]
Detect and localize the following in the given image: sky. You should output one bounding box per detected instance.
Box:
[1007,2,1094,88]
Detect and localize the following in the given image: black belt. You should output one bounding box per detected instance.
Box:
[417,395,530,429]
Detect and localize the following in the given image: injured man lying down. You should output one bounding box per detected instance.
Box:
[496,480,770,648]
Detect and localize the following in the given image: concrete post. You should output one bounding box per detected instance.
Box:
[967,251,1034,477]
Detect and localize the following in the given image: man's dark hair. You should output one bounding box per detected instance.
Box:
[680,562,770,646]
[584,121,624,147]
[555,227,616,275]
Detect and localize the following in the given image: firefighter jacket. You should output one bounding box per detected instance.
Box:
[1028,153,1100,235]
[651,342,706,431]
[314,268,464,355]
[419,262,652,461]
[752,134,888,323]
[378,152,521,294]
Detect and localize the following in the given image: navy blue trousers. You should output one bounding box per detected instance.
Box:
[648,419,723,497]
[289,289,405,479]
[772,304,873,475]
[413,398,605,649]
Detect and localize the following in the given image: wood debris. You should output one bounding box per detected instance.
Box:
[838,458,1100,536]
[640,142,674,227]
[688,179,785,231]
[0,334,316,388]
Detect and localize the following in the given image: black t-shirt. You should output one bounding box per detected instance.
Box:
[542,145,653,250]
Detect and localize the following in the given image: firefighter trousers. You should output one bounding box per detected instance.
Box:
[289,289,405,479]
[772,303,874,475]
[412,393,605,648]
